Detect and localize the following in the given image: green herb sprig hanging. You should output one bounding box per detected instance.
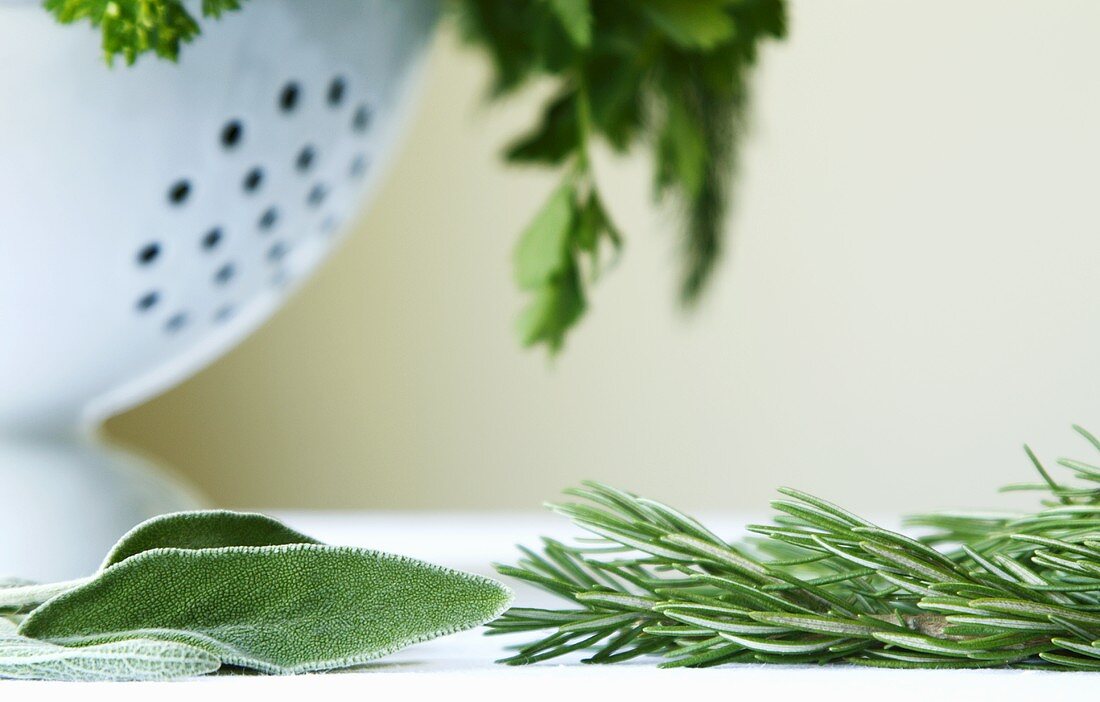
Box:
[492,426,1100,670]
[457,0,786,352]
[45,0,787,354]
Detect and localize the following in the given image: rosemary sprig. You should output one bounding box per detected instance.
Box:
[492,426,1100,670]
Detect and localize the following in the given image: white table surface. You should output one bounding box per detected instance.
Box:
[5,512,1096,700]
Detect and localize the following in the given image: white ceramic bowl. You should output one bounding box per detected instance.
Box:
[0,0,438,579]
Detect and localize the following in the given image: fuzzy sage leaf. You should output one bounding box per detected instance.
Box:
[21,544,512,674]
[101,509,319,567]
[0,631,220,682]
[0,510,318,612]
[4,510,511,680]
[2,599,218,681]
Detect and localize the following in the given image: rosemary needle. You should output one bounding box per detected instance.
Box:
[492,426,1100,670]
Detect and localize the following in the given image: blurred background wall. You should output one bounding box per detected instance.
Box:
[107,0,1100,514]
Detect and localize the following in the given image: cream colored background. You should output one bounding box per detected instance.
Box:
[108,1,1100,514]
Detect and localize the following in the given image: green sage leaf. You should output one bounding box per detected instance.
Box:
[21,545,512,674]
[102,510,318,567]
[0,632,220,682]
[0,580,91,613]
[1,511,319,612]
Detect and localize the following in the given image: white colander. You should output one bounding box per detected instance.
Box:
[0,0,439,579]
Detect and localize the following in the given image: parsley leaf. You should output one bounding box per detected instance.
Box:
[45,0,246,65]
[642,0,737,50]
[547,0,593,48]
[514,178,577,291]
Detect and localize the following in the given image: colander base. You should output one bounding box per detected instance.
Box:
[0,436,205,581]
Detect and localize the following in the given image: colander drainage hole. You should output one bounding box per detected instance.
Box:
[202,227,224,251]
[221,120,244,149]
[136,291,160,313]
[168,180,192,206]
[352,104,372,133]
[136,242,161,266]
[296,146,317,173]
[328,77,347,107]
[243,167,265,194]
[271,270,290,289]
[280,82,302,113]
[349,154,368,179]
[214,305,236,324]
[267,241,289,263]
[165,312,189,334]
[307,184,329,209]
[214,263,237,286]
[258,208,279,232]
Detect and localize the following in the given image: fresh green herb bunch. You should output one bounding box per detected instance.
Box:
[45,0,787,354]
[492,426,1100,670]
[44,0,243,65]
[455,0,786,351]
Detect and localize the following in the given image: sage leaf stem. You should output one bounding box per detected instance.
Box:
[0,578,92,611]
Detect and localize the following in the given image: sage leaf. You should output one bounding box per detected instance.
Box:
[0,511,318,612]
[102,510,318,567]
[0,579,92,613]
[0,633,220,682]
[21,545,513,674]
